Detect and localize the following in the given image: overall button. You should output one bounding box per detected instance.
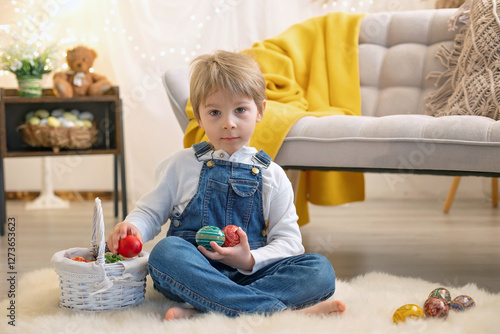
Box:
[251,167,259,175]
[207,160,215,168]
[172,219,182,227]
[261,229,268,237]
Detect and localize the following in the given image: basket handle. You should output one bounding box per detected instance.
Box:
[91,197,106,265]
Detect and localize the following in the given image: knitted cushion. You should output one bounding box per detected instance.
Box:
[426,0,500,120]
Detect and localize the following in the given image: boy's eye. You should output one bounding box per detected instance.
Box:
[209,110,220,116]
[235,108,246,114]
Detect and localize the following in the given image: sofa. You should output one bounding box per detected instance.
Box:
[163,8,500,211]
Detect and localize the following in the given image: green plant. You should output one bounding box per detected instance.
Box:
[0,43,57,77]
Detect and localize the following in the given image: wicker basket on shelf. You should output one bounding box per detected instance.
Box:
[51,198,149,311]
[16,124,98,152]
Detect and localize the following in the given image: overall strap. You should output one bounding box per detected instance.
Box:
[253,150,272,168]
[193,141,213,160]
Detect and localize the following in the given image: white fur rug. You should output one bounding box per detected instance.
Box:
[2,268,499,334]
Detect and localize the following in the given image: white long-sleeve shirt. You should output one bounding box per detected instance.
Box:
[125,145,304,274]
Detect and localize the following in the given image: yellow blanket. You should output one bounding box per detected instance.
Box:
[184,12,365,225]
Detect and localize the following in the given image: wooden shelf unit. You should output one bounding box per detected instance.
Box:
[0,87,127,235]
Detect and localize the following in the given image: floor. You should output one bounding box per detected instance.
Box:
[1,198,499,297]
[302,199,500,293]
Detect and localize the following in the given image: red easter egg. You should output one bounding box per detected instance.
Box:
[118,235,143,258]
[222,225,240,247]
[424,297,449,319]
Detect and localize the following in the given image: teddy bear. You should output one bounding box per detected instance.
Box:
[52,45,112,97]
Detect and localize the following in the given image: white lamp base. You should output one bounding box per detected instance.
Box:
[25,157,70,210]
[25,192,70,210]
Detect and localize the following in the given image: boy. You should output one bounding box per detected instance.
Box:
[107,50,345,320]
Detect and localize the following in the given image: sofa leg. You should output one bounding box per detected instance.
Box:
[492,178,498,208]
[443,176,461,213]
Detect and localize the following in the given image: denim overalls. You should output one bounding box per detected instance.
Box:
[166,141,270,250]
[148,142,336,317]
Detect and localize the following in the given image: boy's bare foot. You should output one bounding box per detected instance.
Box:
[165,306,198,321]
[295,300,346,316]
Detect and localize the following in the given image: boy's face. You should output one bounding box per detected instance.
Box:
[198,89,265,156]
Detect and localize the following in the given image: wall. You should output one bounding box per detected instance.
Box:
[4,0,489,207]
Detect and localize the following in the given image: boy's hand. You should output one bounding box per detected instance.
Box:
[198,228,255,272]
[106,222,143,254]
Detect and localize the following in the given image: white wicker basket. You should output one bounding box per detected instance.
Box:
[51,198,149,311]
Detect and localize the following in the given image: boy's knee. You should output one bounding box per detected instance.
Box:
[149,236,192,266]
[315,254,335,273]
[307,254,336,289]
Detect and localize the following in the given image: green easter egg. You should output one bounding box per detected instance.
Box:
[34,109,50,119]
[25,111,35,121]
[196,226,225,250]
[62,112,78,121]
[27,117,40,125]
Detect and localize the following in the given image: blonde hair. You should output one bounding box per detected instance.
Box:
[189,50,266,121]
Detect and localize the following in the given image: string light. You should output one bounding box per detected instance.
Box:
[0,1,58,76]
[101,0,221,64]
[1,0,375,80]
[322,0,372,11]
[99,0,373,65]
[0,0,98,77]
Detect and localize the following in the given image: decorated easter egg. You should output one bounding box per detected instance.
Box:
[450,295,476,311]
[51,108,65,118]
[428,287,451,305]
[423,297,449,319]
[69,108,80,117]
[62,111,78,121]
[196,226,225,250]
[25,111,35,121]
[222,225,240,247]
[71,256,87,262]
[79,111,94,122]
[393,304,424,324]
[82,120,93,127]
[27,116,40,125]
[62,120,75,128]
[47,116,61,127]
[117,235,143,258]
[34,109,50,119]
